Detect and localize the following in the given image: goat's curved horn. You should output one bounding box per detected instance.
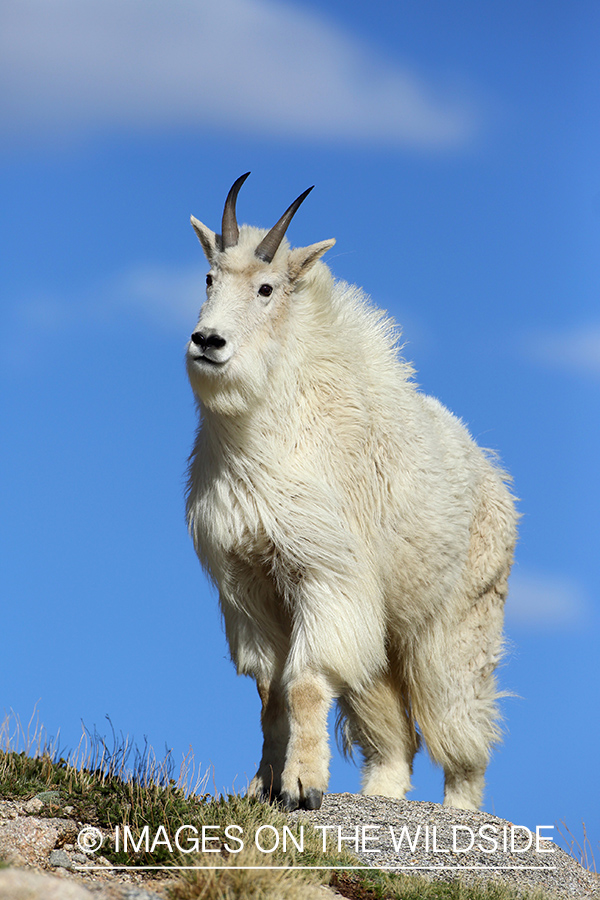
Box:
[255,186,314,263]
[221,172,251,250]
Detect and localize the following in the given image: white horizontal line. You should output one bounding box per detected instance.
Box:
[74,864,558,871]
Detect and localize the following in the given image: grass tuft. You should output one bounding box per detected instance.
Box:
[555,820,597,875]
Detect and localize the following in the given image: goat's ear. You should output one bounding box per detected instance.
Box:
[191,216,218,262]
[288,239,336,281]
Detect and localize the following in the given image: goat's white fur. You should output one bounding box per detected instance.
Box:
[185,194,517,812]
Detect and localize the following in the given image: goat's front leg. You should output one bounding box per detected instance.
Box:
[279,671,334,811]
[248,677,289,801]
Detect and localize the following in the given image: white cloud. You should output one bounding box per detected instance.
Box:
[1,0,478,149]
[506,571,589,629]
[525,326,600,377]
[1,263,204,370]
[12,263,205,330]
[116,264,206,327]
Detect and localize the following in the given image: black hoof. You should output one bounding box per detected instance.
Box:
[278,791,299,812]
[277,787,324,811]
[303,788,323,810]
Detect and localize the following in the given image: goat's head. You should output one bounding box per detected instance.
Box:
[186,173,335,415]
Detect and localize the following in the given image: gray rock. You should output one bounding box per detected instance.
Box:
[116,889,170,900]
[0,812,62,867]
[35,790,61,804]
[49,848,74,868]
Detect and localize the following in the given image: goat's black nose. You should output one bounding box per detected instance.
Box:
[191,331,227,350]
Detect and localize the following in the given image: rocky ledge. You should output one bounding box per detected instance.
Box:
[289,793,599,899]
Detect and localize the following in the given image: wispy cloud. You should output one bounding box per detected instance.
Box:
[2,263,204,370]
[524,325,600,378]
[116,265,206,327]
[11,264,205,330]
[507,571,590,629]
[1,0,479,149]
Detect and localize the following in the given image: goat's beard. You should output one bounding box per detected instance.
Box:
[187,349,275,418]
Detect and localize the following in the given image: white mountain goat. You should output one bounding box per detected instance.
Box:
[185,173,517,812]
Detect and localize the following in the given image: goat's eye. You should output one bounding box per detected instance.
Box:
[258,284,273,298]
[206,274,213,287]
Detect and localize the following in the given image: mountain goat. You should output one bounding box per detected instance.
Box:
[185,173,517,812]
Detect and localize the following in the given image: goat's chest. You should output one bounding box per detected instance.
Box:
[192,448,346,590]
[193,460,286,566]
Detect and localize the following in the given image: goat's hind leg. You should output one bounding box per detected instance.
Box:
[339,671,419,799]
[445,580,507,810]
[443,581,506,810]
[410,580,507,811]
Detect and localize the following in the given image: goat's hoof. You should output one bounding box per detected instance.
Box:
[278,791,299,812]
[278,786,323,811]
[303,788,323,810]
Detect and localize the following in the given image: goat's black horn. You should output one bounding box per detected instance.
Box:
[255,186,314,263]
[221,172,251,250]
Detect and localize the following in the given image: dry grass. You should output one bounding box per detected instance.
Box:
[168,844,326,900]
[555,820,597,875]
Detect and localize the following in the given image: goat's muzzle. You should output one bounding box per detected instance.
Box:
[191,331,227,351]
[189,330,230,366]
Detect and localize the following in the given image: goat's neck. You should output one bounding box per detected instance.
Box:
[201,377,299,465]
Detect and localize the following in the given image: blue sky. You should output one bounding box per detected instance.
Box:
[2,0,599,861]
